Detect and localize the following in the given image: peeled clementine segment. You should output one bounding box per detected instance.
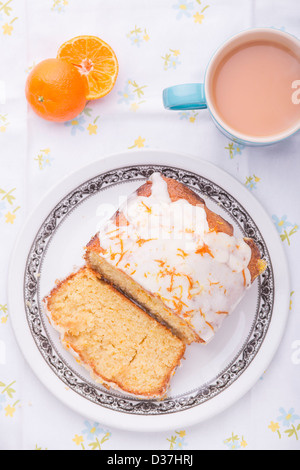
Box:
[57,35,119,100]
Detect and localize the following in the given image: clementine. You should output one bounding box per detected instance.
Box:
[25,58,87,122]
[57,35,119,100]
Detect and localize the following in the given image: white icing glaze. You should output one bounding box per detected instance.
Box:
[98,173,252,343]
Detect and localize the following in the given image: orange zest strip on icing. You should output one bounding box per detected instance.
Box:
[141,201,152,213]
[105,228,119,236]
[206,321,214,331]
[136,238,156,246]
[200,308,205,318]
[154,259,166,268]
[173,284,183,297]
[173,295,188,307]
[116,252,127,266]
[158,294,172,304]
[167,272,176,293]
[195,243,214,258]
[172,296,189,314]
[109,234,123,240]
[187,281,204,299]
[112,238,128,267]
[242,269,247,286]
[216,311,229,315]
[182,310,195,318]
[178,273,193,289]
[177,248,189,258]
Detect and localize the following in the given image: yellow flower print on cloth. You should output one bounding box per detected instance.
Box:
[0,303,8,324]
[0,186,20,225]
[72,421,111,450]
[289,290,294,311]
[127,26,150,47]
[0,114,9,133]
[128,136,146,149]
[173,0,210,24]
[25,62,36,75]
[87,116,99,135]
[0,380,20,418]
[65,106,100,136]
[245,174,260,191]
[118,79,147,112]
[272,214,298,245]
[225,141,245,159]
[167,430,188,450]
[0,0,18,35]
[34,148,54,170]
[224,432,248,450]
[162,49,181,71]
[179,110,199,123]
[269,408,300,440]
[35,445,48,451]
[51,0,69,14]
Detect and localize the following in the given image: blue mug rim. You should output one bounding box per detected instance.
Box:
[163,27,300,146]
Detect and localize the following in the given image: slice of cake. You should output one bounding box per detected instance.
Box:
[85,173,266,344]
[44,267,185,398]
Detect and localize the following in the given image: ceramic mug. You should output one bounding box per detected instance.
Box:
[163,28,300,146]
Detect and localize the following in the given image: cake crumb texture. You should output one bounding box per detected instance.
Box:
[45,267,185,398]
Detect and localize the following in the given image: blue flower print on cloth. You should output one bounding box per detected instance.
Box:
[173,0,194,19]
[65,115,86,136]
[277,408,300,428]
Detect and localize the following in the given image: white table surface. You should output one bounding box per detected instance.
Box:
[0,0,299,450]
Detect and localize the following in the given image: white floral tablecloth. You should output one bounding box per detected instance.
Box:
[0,0,299,451]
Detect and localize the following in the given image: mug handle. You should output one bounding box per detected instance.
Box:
[163,83,207,110]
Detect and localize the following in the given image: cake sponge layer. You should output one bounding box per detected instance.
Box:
[44,267,185,398]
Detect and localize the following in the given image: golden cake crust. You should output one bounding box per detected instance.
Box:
[136,176,234,236]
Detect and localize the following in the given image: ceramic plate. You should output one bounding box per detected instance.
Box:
[8,150,290,432]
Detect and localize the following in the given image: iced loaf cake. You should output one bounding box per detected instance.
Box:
[85,173,266,345]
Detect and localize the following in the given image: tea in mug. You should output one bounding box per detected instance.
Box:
[211,41,300,137]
